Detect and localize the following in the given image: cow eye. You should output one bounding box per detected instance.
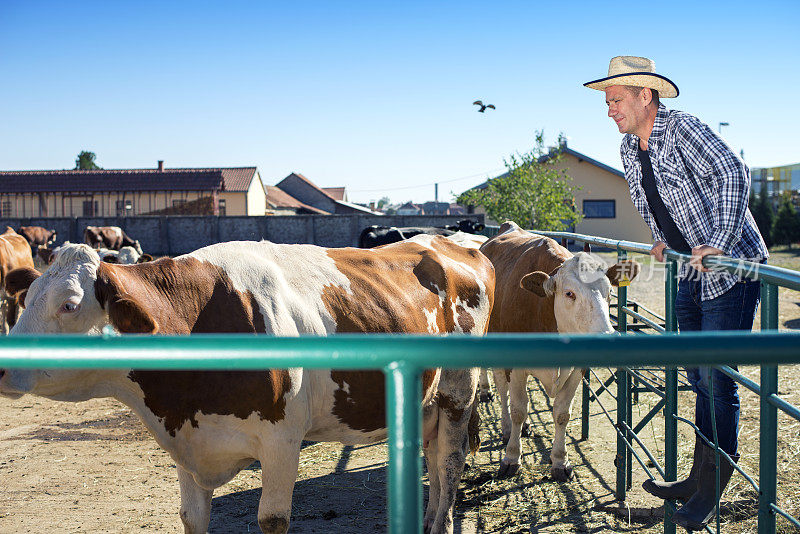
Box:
[59,301,81,314]
[565,291,576,300]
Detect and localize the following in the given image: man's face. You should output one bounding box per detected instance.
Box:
[605,85,646,135]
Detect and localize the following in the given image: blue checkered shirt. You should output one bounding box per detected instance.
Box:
[620,104,768,301]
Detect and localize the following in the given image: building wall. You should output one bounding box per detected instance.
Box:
[0,214,484,255]
[552,154,652,243]
[0,191,227,218]
[219,192,248,216]
[246,173,267,216]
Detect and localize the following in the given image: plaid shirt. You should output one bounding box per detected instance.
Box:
[620,104,768,301]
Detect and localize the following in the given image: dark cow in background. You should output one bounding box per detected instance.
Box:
[444,219,485,234]
[17,226,57,257]
[84,226,143,254]
[358,219,485,248]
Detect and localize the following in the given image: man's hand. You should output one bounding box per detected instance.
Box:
[650,241,667,262]
[690,245,725,272]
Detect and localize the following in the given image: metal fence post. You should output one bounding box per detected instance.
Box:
[664,257,679,533]
[759,282,779,533]
[386,361,422,534]
[581,368,590,440]
[616,366,629,501]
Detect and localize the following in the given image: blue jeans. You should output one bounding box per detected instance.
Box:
[675,277,761,456]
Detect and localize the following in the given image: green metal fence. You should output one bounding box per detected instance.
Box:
[522,228,800,533]
[2,332,800,532]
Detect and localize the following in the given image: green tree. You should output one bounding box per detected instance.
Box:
[749,190,774,248]
[456,132,581,230]
[771,193,800,248]
[377,196,390,210]
[75,151,101,170]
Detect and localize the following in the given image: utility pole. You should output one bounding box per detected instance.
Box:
[434,183,439,214]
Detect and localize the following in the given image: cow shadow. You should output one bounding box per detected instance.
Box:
[208,464,389,533]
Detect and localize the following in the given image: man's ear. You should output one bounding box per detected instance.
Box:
[606,259,641,287]
[94,263,158,334]
[520,271,554,297]
[5,267,41,307]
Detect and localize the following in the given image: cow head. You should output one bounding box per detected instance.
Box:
[520,252,640,333]
[83,226,103,249]
[0,244,157,401]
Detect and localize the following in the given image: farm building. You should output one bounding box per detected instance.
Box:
[0,162,267,217]
[461,141,652,243]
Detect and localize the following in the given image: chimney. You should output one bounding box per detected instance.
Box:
[157,160,164,172]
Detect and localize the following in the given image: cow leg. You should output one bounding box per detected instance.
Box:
[498,369,528,478]
[491,369,511,446]
[427,368,478,534]
[177,466,214,534]
[423,437,441,533]
[257,441,301,534]
[478,368,492,403]
[6,299,18,328]
[549,368,583,481]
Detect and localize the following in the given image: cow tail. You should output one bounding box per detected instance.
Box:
[467,390,481,455]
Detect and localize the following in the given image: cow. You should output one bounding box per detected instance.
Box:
[0,227,35,331]
[444,219,485,234]
[0,237,495,534]
[17,226,58,257]
[479,221,639,481]
[359,220,486,249]
[83,225,143,255]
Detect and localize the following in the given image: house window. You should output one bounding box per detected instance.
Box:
[218,199,226,216]
[82,200,98,217]
[583,199,616,218]
[0,200,11,217]
[116,199,133,216]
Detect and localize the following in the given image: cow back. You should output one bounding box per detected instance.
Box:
[480,223,570,333]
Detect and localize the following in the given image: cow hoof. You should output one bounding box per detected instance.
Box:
[521,422,532,437]
[497,460,520,478]
[479,390,494,403]
[550,464,574,481]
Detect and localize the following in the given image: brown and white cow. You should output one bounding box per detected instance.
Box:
[0,236,494,534]
[480,221,639,481]
[83,225,143,254]
[0,227,35,331]
[17,225,58,256]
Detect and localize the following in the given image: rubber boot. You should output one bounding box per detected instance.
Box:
[672,446,739,531]
[642,435,703,502]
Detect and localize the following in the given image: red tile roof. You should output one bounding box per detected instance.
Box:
[265,186,329,214]
[0,166,257,193]
[322,187,346,201]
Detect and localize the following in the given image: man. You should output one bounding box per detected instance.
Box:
[584,56,768,530]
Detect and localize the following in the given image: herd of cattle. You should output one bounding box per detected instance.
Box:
[0,219,639,534]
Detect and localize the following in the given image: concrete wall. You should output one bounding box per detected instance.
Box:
[0,214,484,256]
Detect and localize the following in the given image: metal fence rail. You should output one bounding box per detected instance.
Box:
[2,332,800,533]
[516,227,800,533]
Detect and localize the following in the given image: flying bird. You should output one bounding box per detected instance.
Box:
[473,100,495,113]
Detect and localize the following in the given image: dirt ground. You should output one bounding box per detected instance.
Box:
[1,250,799,533]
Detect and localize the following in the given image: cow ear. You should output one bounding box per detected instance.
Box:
[137,254,154,263]
[5,267,41,306]
[606,259,641,287]
[107,295,159,334]
[95,263,158,334]
[520,271,554,297]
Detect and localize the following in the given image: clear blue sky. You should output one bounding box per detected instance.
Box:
[1,1,798,205]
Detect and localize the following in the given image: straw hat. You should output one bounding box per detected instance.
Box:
[584,56,679,98]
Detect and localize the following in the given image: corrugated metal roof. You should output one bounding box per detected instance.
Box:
[0,166,257,193]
